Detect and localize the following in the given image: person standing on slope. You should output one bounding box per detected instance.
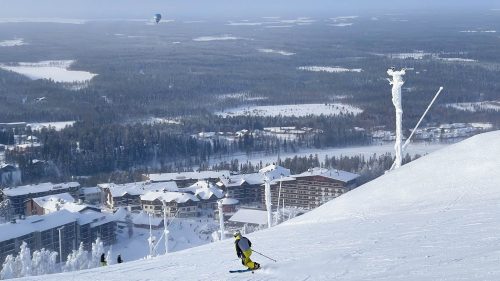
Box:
[234,231,260,270]
[100,253,107,266]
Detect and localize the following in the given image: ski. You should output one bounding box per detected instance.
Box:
[229,269,255,273]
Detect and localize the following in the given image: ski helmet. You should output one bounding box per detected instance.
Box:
[233,231,241,237]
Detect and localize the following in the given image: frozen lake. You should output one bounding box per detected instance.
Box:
[217,103,363,117]
[0,60,97,83]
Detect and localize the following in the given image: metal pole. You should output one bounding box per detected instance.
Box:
[402,87,444,151]
[275,176,282,225]
[57,226,65,264]
[217,199,225,240]
[252,249,277,262]
[264,178,272,228]
[162,201,169,254]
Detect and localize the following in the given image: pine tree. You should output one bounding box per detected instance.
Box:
[0,255,16,279]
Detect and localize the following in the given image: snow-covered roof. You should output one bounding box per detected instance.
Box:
[259,164,291,181]
[217,173,265,187]
[229,208,268,225]
[140,191,199,204]
[78,210,115,227]
[2,182,80,197]
[220,197,239,205]
[146,170,230,182]
[0,210,77,242]
[81,187,101,194]
[293,167,359,183]
[181,181,224,200]
[98,181,178,197]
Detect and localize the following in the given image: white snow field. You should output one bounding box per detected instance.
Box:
[0,60,97,83]
[257,48,295,56]
[446,101,500,112]
[31,130,500,280]
[27,121,76,131]
[217,103,363,117]
[193,35,243,42]
[0,39,26,47]
[298,66,363,73]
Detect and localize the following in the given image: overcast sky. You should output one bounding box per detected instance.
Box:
[0,0,498,19]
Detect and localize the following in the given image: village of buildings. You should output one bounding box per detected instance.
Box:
[0,162,359,266]
[0,119,492,267]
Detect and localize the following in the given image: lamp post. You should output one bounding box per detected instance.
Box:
[57,226,65,264]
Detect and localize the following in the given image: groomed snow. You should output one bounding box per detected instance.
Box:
[298,66,363,73]
[30,130,500,281]
[217,103,363,117]
[0,60,97,83]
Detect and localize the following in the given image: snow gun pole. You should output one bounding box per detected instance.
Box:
[402,86,444,151]
[389,86,444,171]
[253,250,277,262]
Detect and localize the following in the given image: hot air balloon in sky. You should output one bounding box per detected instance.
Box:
[154,14,162,24]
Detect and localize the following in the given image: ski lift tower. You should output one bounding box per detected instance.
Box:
[387,67,406,170]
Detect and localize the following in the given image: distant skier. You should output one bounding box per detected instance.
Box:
[233,231,260,270]
[117,254,123,264]
[100,253,107,266]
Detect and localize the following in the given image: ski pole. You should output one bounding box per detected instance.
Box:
[253,250,277,262]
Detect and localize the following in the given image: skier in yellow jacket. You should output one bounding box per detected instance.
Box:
[234,231,260,270]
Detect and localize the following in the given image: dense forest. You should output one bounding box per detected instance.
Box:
[1,14,500,184]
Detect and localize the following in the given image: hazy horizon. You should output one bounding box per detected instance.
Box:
[0,0,498,19]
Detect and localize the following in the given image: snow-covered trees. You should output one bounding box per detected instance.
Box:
[16,242,32,277]
[64,242,89,272]
[32,248,58,276]
[90,237,105,268]
[0,255,16,279]
[0,242,58,280]
[0,237,112,280]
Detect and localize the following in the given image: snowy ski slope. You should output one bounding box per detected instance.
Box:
[31,130,500,280]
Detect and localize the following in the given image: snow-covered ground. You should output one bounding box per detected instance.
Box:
[193,35,244,42]
[460,30,496,33]
[208,142,449,167]
[330,16,359,21]
[114,218,218,262]
[217,103,363,117]
[257,49,295,56]
[31,130,500,280]
[27,121,76,131]
[0,18,86,24]
[0,60,97,83]
[226,21,263,26]
[216,92,267,102]
[279,18,315,24]
[330,23,354,27]
[437,57,477,62]
[446,101,500,112]
[0,39,26,47]
[298,66,363,73]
